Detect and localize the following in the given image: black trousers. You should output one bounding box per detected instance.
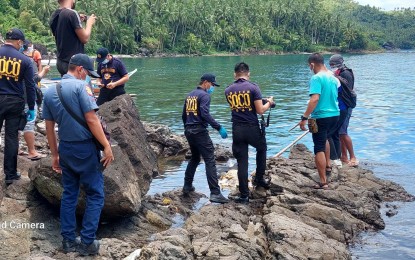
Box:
[232,123,267,197]
[0,95,25,180]
[96,87,126,106]
[184,125,220,195]
[57,58,69,77]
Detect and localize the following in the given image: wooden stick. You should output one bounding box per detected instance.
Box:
[273,130,309,158]
[288,122,300,132]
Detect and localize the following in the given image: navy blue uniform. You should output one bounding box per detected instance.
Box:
[0,44,36,182]
[181,87,222,195]
[43,74,104,245]
[225,79,267,197]
[96,56,128,106]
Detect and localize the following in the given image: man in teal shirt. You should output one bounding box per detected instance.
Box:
[299,53,339,189]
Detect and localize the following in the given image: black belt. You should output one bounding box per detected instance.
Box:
[232,121,259,127]
[185,124,205,128]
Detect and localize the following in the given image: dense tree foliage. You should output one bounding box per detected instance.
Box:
[1,0,414,54]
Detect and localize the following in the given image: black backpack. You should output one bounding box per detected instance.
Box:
[335,68,357,109]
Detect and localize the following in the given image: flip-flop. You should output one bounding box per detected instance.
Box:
[348,159,359,167]
[27,155,43,161]
[18,151,28,156]
[314,182,329,190]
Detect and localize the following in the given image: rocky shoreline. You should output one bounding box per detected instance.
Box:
[0,95,413,259]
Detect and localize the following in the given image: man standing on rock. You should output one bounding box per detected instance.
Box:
[182,73,229,204]
[0,28,37,185]
[95,47,130,106]
[49,0,96,76]
[299,53,339,190]
[225,62,275,203]
[42,54,114,255]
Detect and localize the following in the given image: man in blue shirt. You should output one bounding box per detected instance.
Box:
[225,62,275,203]
[181,73,229,204]
[299,53,340,190]
[43,53,114,255]
[95,47,129,106]
[0,28,37,185]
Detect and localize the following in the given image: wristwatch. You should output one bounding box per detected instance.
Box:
[301,115,308,121]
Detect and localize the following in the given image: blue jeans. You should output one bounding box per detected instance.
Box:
[59,139,104,244]
[0,95,25,180]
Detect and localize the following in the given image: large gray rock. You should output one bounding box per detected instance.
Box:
[29,95,158,217]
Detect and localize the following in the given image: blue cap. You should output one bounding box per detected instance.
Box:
[69,54,100,78]
[5,28,25,41]
[201,73,220,86]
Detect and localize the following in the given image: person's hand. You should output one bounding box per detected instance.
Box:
[218,126,228,139]
[97,82,105,88]
[299,119,307,131]
[27,109,36,121]
[86,14,97,27]
[52,154,61,174]
[106,81,116,89]
[100,145,114,168]
[42,65,50,75]
[79,14,88,22]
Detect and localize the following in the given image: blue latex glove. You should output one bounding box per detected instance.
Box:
[218,126,228,139]
[27,109,36,121]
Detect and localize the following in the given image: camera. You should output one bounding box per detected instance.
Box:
[262,98,276,108]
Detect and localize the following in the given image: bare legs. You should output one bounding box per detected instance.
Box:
[24,132,42,158]
[340,134,358,165]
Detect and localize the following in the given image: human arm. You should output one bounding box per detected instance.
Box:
[75,14,97,44]
[84,111,114,167]
[38,65,50,79]
[199,94,221,130]
[106,74,129,89]
[254,96,274,115]
[24,61,37,110]
[299,94,319,131]
[45,120,61,173]
[33,50,42,71]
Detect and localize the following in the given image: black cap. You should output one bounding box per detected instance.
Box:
[96,47,109,63]
[329,54,344,68]
[5,28,25,41]
[201,73,220,86]
[69,53,100,78]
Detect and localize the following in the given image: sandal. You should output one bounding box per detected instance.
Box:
[314,182,329,190]
[326,167,332,177]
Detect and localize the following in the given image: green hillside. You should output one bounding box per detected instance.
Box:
[1,0,414,55]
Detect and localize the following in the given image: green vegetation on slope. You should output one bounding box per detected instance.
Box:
[1,0,414,55]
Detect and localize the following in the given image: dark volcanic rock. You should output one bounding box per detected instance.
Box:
[29,95,158,217]
[138,144,414,259]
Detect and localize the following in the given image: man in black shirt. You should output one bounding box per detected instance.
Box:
[225,62,275,203]
[182,73,229,204]
[50,0,96,76]
[0,28,37,185]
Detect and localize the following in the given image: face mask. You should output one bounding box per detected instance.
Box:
[85,75,92,86]
[207,86,215,95]
[19,46,24,53]
[28,46,33,52]
[101,59,109,65]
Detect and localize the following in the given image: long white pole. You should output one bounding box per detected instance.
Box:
[273,130,309,158]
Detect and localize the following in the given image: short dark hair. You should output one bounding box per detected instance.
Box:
[68,64,78,72]
[308,53,324,64]
[234,62,249,74]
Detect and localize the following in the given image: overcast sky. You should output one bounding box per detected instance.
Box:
[356,0,414,10]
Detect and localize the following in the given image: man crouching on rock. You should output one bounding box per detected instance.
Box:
[42,54,114,256]
[181,73,229,204]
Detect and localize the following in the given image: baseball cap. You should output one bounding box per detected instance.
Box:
[69,53,100,78]
[201,73,220,86]
[5,28,25,41]
[329,54,344,68]
[96,47,109,63]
